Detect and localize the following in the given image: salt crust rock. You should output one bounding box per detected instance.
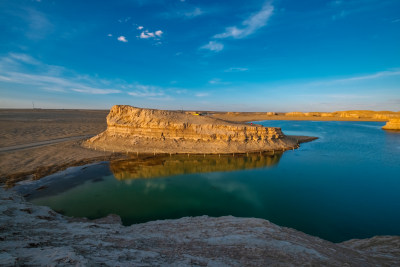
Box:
[1,187,399,266]
[86,105,299,153]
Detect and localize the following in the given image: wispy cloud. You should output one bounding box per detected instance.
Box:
[195,92,209,97]
[184,7,203,18]
[208,78,230,85]
[117,36,128,42]
[214,2,274,39]
[0,53,122,95]
[200,41,224,52]
[312,69,400,86]
[20,8,54,40]
[225,67,248,72]
[162,5,206,19]
[128,84,165,97]
[72,88,121,94]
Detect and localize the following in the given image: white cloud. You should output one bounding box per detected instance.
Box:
[214,2,274,39]
[225,67,248,72]
[140,31,154,39]
[137,26,144,30]
[155,30,163,37]
[139,30,163,39]
[117,36,128,42]
[200,41,224,52]
[107,33,112,37]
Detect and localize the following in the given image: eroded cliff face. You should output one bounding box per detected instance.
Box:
[85,105,299,153]
[382,118,400,130]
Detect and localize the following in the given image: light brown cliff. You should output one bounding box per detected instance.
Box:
[85,105,302,154]
[382,118,400,130]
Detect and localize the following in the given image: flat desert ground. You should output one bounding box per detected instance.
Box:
[0,109,115,186]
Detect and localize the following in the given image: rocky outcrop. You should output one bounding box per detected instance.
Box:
[1,187,399,266]
[382,118,400,130]
[85,105,300,154]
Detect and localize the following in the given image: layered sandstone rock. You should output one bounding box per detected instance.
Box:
[382,118,400,130]
[85,105,299,153]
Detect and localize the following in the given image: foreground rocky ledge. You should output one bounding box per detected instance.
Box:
[1,188,399,266]
[85,105,305,154]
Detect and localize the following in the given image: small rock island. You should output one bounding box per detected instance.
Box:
[85,105,310,154]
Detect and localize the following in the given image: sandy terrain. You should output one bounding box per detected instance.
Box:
[0,109,117,187]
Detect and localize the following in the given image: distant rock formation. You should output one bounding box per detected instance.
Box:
[285,112,306,117]
[85,105,301,154]
[282,110,400,121]
[382,118,400,130]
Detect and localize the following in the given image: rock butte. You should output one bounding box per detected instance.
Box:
[86,105,312,154]
[382,118,400,130]
[1,188,399,266]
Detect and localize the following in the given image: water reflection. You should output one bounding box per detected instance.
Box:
[110,153,282,180]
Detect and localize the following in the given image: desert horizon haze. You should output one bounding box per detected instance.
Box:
[0,0,399,111]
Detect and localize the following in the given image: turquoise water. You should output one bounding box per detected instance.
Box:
[16,121,400,242]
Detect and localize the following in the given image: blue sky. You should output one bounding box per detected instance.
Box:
[0,0,399,111]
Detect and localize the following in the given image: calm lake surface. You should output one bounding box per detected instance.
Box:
[16,121,400,242]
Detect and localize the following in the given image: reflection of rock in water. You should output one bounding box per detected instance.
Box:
[110,153,282,180]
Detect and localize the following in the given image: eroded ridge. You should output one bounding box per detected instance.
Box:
[85,105,300,153]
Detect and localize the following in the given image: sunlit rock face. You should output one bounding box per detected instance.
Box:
[109,153,282,180]
[85,105,299,153]
[382,118,400,130]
